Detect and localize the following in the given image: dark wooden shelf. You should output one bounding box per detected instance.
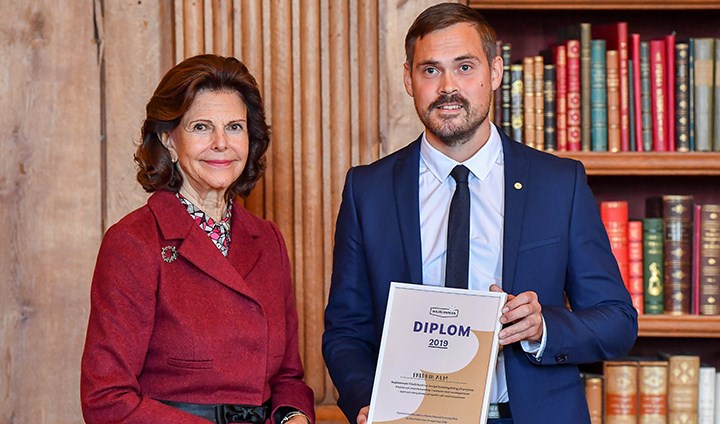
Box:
[469,0,719,10]
[552,152,720,175]
[638,315,720,338]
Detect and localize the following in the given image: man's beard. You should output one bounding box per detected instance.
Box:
[420,93,487,147]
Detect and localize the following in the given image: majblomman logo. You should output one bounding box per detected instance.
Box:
[429,306,458,318]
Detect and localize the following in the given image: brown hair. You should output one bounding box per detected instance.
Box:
[404,2,497,67]
[134,54,269,201]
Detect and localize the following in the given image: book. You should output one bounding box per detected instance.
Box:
[640,41,653,152]
[689,38,696,151]
[714,38,720,151]
[567,39,582,151]
[501,43,512,137]
[555,45,568,151]
[510,64,524,142]
[649,39,668,151]
[665,33,676,151]
[693,38,715,151]
[601,201,629,288]
[585,375,603,424]
[699,204,720,315]
[591,40,608,151]
[663,195,694,315]
[543,64,557,151]
[628,59,636,151]
[534,56,545,150]
[666,354,700,423]
[698,364,716,423]
[580,23,592,152]
[631,33,644,151]
[593,22,630,151]
[715,371,720,424]
[675,43,691,152]
[693,204,702,314]
[607,50,621,152]
[643,217,665,314]
[523,56,536,148]
[628,221,644,314]
[604,360,638,423]
[638,360,668,423]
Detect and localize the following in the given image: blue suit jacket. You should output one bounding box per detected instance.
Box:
[322,129,638,424]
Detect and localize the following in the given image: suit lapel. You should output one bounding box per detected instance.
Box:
[500,131,530,295]
[393,138,423,284]
[149,191,259,300]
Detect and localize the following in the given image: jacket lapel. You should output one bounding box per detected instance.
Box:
[148,191,259,299]
[393,138,423,284]
[500,131,530,295]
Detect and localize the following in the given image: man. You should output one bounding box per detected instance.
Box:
[322,3,637,424]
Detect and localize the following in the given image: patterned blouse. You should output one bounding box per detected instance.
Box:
[177,193,232,256]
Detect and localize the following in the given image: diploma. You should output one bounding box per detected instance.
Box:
[368,282,506,424]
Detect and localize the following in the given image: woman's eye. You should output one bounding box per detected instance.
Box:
[228,123,244,131]
[193,123,208,131]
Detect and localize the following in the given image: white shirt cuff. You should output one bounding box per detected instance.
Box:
[520,316,547,360]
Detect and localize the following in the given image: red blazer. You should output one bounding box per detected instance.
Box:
[81,190,314,423]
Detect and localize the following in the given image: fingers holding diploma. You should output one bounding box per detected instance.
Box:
[489,284,544,345]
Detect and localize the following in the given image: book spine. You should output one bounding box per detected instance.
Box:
[714,38,720,151]
[631,33,644,151]
[581,23,592,151]
[607,50,621,152]
[601,201,629,288]
[698,365,716,424]
[534,56,545,150]
[665,33,676,151]
[689,38,696,150]
[591,40,608,151]
[510,64,524,142]
[699,204,720,315]
[693,204,702,315]
[604,361,639,422]
[544,65,557,152]
[628,59,636,151]
[555,45,568,151]
[649,39,668,151]
[501,43,512,137]
[667,355,700,423]
[643,217,665,314]
[585,376,603,424]
[663,195,694,314]
[640,41,654,151]
[693,38,714,151]
[639,361,668,423]
[676,43,691,152]
[523,56,536,148]
[618,24,630,151]
[628,220,644,314]
[567,40,582,151]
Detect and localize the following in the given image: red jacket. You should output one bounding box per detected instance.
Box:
[81,190,314,423]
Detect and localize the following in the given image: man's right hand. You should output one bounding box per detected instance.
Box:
[357,406,370,424]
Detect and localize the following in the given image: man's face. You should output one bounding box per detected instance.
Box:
[404,22,502,148]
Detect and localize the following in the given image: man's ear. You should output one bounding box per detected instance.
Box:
[490,55,503,92]
[403,62,414,97]
[159,132,177,162]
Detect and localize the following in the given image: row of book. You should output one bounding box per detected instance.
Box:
[491,22,720,153]
[588,355,719,423]
[599,196,719,315]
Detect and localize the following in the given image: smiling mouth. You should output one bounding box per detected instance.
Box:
[435,104,463,111]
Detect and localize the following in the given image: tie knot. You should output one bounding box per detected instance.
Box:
[450,165,470,184]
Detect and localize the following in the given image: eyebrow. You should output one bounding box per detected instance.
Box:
[416,54,482,68]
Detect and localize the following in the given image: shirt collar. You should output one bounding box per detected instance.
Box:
[420,124,503,183]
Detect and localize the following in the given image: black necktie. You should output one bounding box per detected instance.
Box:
[445,165,470,289]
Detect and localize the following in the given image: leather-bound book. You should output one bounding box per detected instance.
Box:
[643,218,664,314]
[604,360,638,423]
[699,204,720,315]
[663,195,694,314]
[638,360,668,424]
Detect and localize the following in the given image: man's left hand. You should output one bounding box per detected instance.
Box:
[489,284,543,345]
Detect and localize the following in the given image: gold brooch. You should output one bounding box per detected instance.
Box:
[161,246,178,263]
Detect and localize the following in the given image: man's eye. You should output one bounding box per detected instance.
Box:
[424,67,438,75]
[460,64,472,72]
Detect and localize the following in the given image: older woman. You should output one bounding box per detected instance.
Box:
[81,55,314,424]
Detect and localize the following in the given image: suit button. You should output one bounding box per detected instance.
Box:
[555,353,568,363]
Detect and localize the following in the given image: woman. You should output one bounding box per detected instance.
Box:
[81,54,314,424]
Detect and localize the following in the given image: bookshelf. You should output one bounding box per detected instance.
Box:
[471,0,720,366]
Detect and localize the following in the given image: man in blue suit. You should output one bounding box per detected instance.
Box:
[322,3,637,424]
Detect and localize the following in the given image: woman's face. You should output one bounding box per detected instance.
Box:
[163,89,249,200]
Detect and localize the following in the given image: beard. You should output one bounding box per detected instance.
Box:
[419,93,488,147]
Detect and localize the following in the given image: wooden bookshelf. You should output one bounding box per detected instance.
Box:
[639,315,720,338]
[469,1,720,10]
[553,152,720,175]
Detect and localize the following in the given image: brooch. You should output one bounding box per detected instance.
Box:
[161,246,178,263]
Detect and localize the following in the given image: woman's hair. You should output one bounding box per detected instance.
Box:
[404,2,497,67]
[135,54,269,201]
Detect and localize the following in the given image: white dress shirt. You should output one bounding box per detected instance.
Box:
[418,124,545,403]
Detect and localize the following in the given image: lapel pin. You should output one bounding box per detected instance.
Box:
[514,182,523,190]
[161,246,178,263]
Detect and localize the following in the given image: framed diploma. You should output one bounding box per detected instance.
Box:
[368,282,507,424]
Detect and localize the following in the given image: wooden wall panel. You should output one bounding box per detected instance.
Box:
[0,2,102,422]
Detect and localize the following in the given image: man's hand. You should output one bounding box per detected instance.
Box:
[489,284,543,345]
[357,406,370,424]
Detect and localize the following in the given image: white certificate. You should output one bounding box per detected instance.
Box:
[368,282,507,424]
